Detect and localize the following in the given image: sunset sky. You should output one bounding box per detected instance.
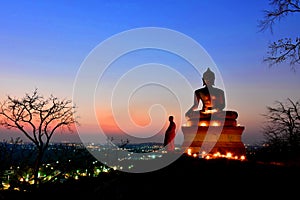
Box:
[0,0,299,145]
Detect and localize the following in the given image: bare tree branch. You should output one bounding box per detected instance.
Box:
[258,0,300,33]
[258,0,300,70]
[262,98,300,155]
[264,37,300,71]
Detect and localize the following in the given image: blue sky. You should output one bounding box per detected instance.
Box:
[0,0,299,145]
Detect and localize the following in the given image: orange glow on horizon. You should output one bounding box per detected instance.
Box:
[96,110,123,133]
[0,115,77,135]
[95,108,170,138]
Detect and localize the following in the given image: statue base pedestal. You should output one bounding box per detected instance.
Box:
[181,125,246,158]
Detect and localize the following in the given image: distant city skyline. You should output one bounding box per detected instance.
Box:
[1,1,300,146]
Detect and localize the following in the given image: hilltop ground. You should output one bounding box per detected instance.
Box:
[1,154,299,199]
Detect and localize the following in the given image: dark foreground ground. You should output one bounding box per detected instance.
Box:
[1,154,300,199]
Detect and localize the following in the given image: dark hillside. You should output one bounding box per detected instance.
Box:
[1,154,299,199]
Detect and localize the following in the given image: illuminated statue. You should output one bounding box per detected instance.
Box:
[185,67,237,124]
[181,67,246,158]
[186,68,225,117]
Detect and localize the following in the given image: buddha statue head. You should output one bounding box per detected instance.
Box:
[202,68,215,86]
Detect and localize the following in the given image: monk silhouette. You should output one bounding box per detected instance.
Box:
[163,116,176,151]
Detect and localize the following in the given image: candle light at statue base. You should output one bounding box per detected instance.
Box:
[181,125,246,158]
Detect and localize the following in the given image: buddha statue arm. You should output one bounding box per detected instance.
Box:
[217,89,225,111]
[185,92,199,118]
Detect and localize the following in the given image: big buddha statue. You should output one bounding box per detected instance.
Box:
[182,68,246,158]
[186,67,225,115]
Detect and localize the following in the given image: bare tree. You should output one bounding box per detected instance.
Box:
[262,98,300,159]
[258,0,300,71]
[0,88,78,186]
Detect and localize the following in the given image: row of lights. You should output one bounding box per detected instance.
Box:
[187,148,246,161]
[182,121,221,127]
[183,121,242,127]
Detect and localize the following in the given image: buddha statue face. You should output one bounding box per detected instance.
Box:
[202,68,215,86]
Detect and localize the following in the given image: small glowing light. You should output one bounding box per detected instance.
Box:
[226,152,232,158]
[240,155,246,160]
[193,153,197,158]
[213,152,221,157]
[103,168,109,173]
[200,122,207,127]
[183,121,192,127]
[128,165,134,169]
[202,109,217,114]
[2,183,10,190]
[212,121,220,126]
[205,155,210,159]
[187,148,192,156]
[201,151,207,158]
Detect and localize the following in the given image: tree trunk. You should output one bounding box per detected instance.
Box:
[33,148,44,188]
